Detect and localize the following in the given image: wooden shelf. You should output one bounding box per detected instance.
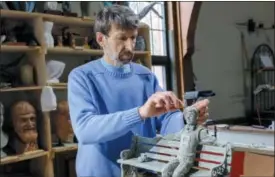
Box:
[0,45,41,53]
[0,8,151,177]
[52,144,78,153]
[42,14,94,27]
[47,83,67,90]
[0,86,42,92]
[0,9,39,20]
[0,9,149,29]
[47,47,103,55]
[0,84,70,92]
[47,47,150,56]
[0,150,48,165]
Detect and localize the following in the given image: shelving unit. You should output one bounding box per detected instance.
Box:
[0,9,151,177]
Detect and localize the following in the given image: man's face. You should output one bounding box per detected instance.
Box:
[97,24,138,65]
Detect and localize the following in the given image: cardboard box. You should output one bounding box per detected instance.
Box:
[242,152,274,177]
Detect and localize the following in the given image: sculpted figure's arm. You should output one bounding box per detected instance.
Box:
[68,70,144,144]
[199,128,217,145]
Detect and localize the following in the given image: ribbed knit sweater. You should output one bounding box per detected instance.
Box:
[67,58,184,177]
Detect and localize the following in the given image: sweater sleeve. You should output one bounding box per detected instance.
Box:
[151,74,185,135]
[67,69,143,144]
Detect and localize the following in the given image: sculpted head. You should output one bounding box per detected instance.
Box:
[11,101,38,143]
[94,5,139,66]
[183,106,199,125]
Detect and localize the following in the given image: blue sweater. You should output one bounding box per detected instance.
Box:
[67,58,184,177]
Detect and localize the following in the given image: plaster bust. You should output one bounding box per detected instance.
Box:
[10,101,38,154]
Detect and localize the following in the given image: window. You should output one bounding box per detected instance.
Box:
[129,2,170,90]
[152,66,167,90]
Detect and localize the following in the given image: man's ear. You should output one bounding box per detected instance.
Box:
[96,32,105,48]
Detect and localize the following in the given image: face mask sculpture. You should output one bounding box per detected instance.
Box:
[54,100,74,146]
[11,101,38,154]
[0,102,8,158]
[161,106,217,177]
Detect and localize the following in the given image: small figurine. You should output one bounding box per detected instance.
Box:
[62,27,78,48]
[71,37,76,48]
[135,36,146,51]
[161,105,216,177]
[57,36,63,47]
[83,37,90,49]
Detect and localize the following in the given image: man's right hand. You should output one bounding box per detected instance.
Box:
[138,91,184,120]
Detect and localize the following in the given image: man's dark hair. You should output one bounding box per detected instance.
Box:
[94,5,140,35]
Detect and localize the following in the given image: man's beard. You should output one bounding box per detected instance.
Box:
[118,50,134,64]
[108,49,134,66]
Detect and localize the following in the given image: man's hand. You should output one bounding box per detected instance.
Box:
[138,91,184,120]
[192,99,209,124]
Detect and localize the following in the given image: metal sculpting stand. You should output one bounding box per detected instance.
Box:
[250,44,275,126]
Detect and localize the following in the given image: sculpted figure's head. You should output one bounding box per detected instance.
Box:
[183,106,199,125]
[183,99,210,125]
[11,101,38,143]
[94,5,139,66]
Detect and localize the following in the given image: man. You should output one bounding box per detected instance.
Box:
[68,5,209,177]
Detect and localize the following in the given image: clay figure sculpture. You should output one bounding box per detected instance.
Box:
[54,101,74,146]
[161,105,217,177]
[10,101,38,154]
[0,102,9,158]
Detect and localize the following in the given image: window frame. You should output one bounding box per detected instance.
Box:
[128,2,173,91]
[151,2,172,91]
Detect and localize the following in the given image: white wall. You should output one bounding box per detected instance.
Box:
[192,2,274,120]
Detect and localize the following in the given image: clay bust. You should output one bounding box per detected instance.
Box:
[161,106,216,177]
[54,100,74,145]
[10,101,38,154]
